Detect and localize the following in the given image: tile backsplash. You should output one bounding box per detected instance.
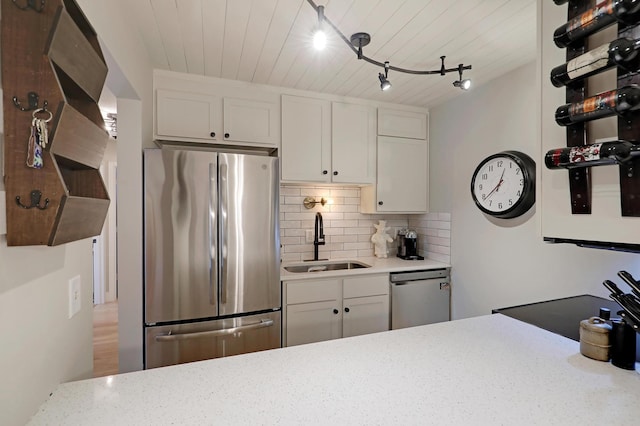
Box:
[409,213,451,264]
[280,185,409,262]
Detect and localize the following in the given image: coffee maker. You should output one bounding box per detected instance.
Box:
[396,229,424,260]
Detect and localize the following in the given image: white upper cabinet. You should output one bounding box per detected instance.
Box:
[154,77,279,148]
[223,98,278,146]
[281,95,331,183]
[372,136,428,213]
[362,109,429,214]
[378,108,427,140]
[280,96,376,185]
[331,102,376,184]
[156,89,219,142]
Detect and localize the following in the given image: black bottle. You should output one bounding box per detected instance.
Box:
[550,37,640,87]
[554,0,640,48]
[555,85,640,126]
[611,319,637,370]
[545,140,640,169]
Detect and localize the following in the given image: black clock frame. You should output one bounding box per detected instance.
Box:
[470,150,536,219]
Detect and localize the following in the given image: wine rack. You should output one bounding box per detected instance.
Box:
[550,0,640,216]
[1,0,110,246]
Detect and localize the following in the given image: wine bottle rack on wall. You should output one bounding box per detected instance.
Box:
[552,0,640,216]
[1,0,110,246]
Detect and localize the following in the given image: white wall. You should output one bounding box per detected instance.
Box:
[429,62,640,319]
[75,0,154,374]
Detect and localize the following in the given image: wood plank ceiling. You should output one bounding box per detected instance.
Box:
[126,0,537,109]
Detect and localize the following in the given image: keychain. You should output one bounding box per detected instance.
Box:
[26,107,52,169]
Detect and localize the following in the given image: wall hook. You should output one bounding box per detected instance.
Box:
[13,92,47,112]
[11,0,45,13]
[16,190,49,210]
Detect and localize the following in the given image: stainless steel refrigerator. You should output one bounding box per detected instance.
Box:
[143,148,281,369]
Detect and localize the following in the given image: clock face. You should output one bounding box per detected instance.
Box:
[471,151,536,218]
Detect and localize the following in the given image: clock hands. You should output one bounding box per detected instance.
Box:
[484,169,505,200]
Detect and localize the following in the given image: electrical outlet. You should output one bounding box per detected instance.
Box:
[305,229,314,243]
[68,275,81,319]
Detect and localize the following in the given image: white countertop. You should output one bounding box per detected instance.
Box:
[29,315,639,425]
[280,256,450,281]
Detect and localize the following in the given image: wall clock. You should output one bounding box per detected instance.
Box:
[470,150,536,219]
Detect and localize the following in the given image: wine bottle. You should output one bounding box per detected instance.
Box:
[545,140,640,169]
[555,85,640,126]
[554,0,640,48]
[550,37,640,87]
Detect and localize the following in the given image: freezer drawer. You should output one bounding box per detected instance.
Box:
[145,311,281,369]
[391,278,450,330]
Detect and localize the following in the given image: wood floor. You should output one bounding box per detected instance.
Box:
[93,301,119,377]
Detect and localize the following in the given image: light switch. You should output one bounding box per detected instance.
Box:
[68,275,81,319]
[305,229,314,243]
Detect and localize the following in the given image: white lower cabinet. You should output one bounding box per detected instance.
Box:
[283,273,389,347]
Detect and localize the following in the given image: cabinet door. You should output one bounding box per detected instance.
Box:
[281,95,331,183]
[378,109,427,140]
[156,89,219,142]
[223,98,278,146]
[376,136,428,213]
[342,295,389,338]
[331,102,376,184]
[285,300,342,347]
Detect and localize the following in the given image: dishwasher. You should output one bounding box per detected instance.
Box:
[390,268,450,329]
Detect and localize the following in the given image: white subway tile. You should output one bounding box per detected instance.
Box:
[280,220,301,229]
[330,235,358,243]
[280,204,301,213]
[344,197,360,205]
[437,229,451,238]
[323,227,344,236]
[280,187,301,196]
[285,244,314,253]
[330,189,358,197]
[330,220,359,228]
[437,212,451,221]
[344,227,373,235]
[357,249,375,257]
[331,204,358,213]
[429,245,451,255]
[281,236,302,245]
[281,252,302,262]
[426,251,450,264]
[285,228,306,237]
[343,242,372,250]
[285,212,316,221]
[329,250,359,259]
[284,196,305,205]
[426,236,451,247]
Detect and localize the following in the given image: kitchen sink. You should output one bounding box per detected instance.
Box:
[284,261,371,273]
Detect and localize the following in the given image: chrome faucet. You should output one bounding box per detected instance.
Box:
[313,212,325,261]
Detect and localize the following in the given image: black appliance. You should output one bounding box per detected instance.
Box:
[397,229,424,260]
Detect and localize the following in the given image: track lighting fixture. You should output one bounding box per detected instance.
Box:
[379,62,391,91]
[452,64,472,90]
[307,0,472,91]
[313,5,326,51]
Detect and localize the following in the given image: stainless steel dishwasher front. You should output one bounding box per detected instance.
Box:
[390,268,450,329]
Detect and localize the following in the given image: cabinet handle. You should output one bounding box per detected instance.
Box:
[224,132,230,138]
[333,309,339,315]
[378,201,383,206]
[322,170,328,175]
[344,307,350,313]
[333,171,338,176]
[210,132,216,138]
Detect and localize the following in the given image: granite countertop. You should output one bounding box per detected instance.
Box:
[29,315,639,425]
[280,256,450,281]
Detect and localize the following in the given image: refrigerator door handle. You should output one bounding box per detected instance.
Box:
[154,319,275,342]
[219,160,228,305]
[209,162,217,306]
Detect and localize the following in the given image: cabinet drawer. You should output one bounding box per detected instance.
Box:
[343,274,388,298]
[285,279,341,304]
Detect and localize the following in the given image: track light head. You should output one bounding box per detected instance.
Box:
[313,5,326,50]
[453,79,471,90]
[453,64,471,90]
[379,61,391,91]
[379,73,391,91]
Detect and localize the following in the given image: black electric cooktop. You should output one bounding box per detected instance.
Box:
[493,294,640,362]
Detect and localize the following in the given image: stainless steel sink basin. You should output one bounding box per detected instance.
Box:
[284,261,371,273]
